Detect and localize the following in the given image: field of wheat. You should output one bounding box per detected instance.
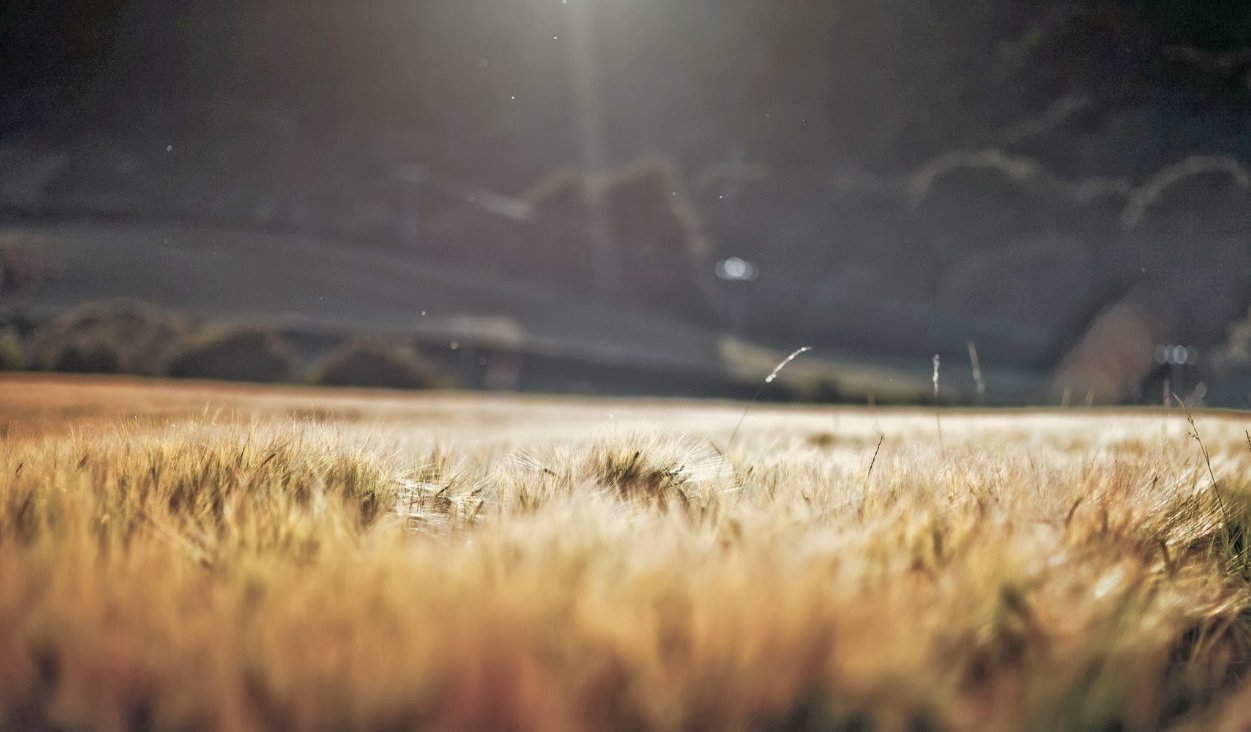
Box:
[2,375,1251,730]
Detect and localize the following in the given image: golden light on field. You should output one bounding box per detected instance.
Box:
[3,376,1251,729]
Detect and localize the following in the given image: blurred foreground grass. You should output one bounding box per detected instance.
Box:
[2,376,1251,730]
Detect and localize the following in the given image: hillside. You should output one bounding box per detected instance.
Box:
[4,2,1251,402]
[0,221,1053,403]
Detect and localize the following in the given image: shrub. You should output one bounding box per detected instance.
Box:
[1052,290,1176,405]
[520,168,595,284]
[1225,308,1251,366]
[524,157,718,320]
[313,340,451,390]
[48,337,121,374]
[1209,307,1251,407]
[909,151,1063,261]
[32,299,189,375]
[1123,155,1251,232]
[0,326,24,371]
[0,245,50,305]
[0,308,35,338]
[167,326,297,383]
[937,232,1093,331]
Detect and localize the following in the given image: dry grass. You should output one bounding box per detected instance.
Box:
[2,376,1251,730]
